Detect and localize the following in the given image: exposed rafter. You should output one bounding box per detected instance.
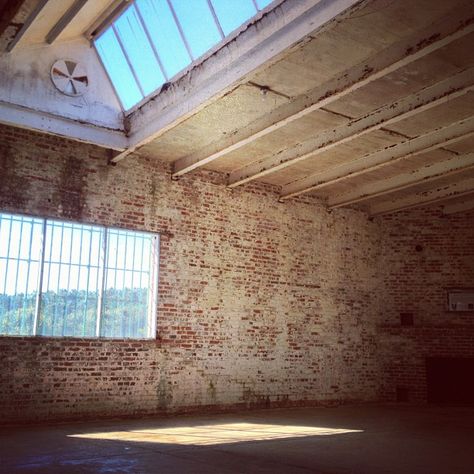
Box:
[0,0,24,38]
[280,117,474,200]
[112,0,369,163]
[171,7,474,178]
[6,0,49,52]
[442,195,474,215]
[45,0,89,44]
[329,152,474,209]
[228,67,474,188]
[369,177,474,216]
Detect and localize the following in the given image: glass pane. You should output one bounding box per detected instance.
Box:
[114,5,166,96]
[101,230,155,339]
[211,0,257,36]
[95,28,143,110]
[256,0,273,9]
[170,0,221,59]
[38,221,103,337]
[0,213,42,336]
[135,0,191,79]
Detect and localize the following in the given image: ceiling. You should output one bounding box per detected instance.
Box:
[134,0,474,216]
[1,0,474,216]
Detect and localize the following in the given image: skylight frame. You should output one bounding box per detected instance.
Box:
[92,0,279,113]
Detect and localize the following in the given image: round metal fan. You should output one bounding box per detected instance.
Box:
[50,59,88,97]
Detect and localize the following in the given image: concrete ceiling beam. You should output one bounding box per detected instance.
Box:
[6,0,49,52]
[111,0,369,163]
[329,152,474,209]
[442,195,474,214]
[0,0,25,38]
[171,6,474,178]
[280,117,474,200]
[45,0,89,44]
[0,100,128,150]
[228,67,474,188]
[369,177,474,216]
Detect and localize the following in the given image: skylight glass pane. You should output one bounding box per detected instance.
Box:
[114,5,166,97]
[256,0,273,9]
[211,0,257,36]
[135,0,191,79]
[95,28,143,110]
[170,0,221,59]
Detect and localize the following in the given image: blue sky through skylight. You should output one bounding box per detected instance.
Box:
[95,0,275,111]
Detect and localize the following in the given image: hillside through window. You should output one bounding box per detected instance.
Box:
[0,213,159,339]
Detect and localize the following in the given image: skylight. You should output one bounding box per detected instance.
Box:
[95,0,274,111]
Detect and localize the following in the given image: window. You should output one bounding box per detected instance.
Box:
[95,0,276,110]
[0,212,159,339]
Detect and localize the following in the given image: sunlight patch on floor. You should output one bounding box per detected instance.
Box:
[69,423,363,446]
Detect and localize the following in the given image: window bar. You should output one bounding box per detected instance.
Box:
[33,219,47,336]
[166,0,194,61]
[82,228,93,336]
[0,217,4,330]
[113,232,120,336]
[149,235,160,338]
[251,0,260,12]
[121,232,129,337]
[21,219,35,334]
[96,227,107,337]
[52,222,65,336]
[130,232,137,336]
[207,0,225,39]
[111,23,146,99]
[92,43,129,111]
[139,234,146,318]
[133,2,169,81]
[75,225,83,334]
[14,218,24,331]
[135,235,148,332]
[42,219,55,334]
[62,224,75,336]
[2,216,13,297]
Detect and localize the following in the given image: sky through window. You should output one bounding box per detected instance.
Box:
[95,0,275,110]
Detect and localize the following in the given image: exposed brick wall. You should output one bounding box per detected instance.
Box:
[377,208,474,402]
[0,124,382,423]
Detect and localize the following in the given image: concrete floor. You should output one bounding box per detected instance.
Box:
[1,405,473,474]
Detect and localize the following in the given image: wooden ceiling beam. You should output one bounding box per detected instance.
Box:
[228,67,474,188]
[171,6,474,177]
[329,152,474,209]
[369,177,474,216]
[280,116,474,200]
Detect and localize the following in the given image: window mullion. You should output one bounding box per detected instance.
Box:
[111,24,146,99]
[33,219,47,336]
[133,2,169,81]
[166,0,194,61]
[206,0,225,39]
[96,227,108,337]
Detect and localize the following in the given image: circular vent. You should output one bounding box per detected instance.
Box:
[51,59,88,97]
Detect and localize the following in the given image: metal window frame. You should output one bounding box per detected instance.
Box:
[0,212,159,340]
